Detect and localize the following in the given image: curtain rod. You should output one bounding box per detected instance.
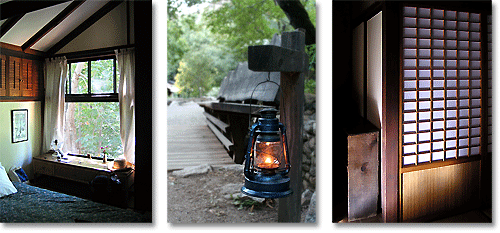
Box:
[50,44,135,61]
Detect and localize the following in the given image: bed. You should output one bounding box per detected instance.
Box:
[0,181,151,223]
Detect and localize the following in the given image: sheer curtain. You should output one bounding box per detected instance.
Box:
[116,48,135,164]
[42,57,67,153]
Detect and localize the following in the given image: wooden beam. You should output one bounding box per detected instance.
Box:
[1,42,46,58]
[277,30,305,223]
[205,120,234,152]
[248,45,306,72]
[203,112,229,133]
[21,0,86,51]
[0,0,71,21]
[198,102,274,116]
[46,0,124,55]
[0,14,24,39]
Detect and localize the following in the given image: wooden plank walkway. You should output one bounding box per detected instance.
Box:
[167,101,234,171]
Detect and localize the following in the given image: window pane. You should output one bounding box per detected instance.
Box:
[63,102,123,159]
[68,62,88,94]
[91,59,115,94]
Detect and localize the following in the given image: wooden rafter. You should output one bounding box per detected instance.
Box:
[21,0,86,51]
[46,0,124,55]
[0,14,25,39]
[0,0,71,21]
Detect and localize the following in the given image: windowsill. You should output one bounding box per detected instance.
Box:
[67,153,115,161]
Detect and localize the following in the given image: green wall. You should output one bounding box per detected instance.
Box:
[0,101,42,179]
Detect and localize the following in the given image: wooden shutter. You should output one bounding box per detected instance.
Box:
[8,56,22,97]
[0,55,6,96]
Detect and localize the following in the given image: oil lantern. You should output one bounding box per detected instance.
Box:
[241,108,292,199]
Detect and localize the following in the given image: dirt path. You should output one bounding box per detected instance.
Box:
[167,165,308,223]
[167,100,310,223]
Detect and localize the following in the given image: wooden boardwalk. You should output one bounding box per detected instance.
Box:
[167,101,234,171]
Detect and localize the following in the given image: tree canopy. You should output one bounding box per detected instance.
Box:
[168,0,316,97]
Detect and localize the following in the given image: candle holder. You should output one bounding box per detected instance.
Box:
[242,108,292,199]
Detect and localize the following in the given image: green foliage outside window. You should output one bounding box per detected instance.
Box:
[71,102,122,158]
[91,59,117,94]
[65,59,123,159]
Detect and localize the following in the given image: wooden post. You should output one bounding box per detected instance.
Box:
[248,29,306,222]
[381,2,400,222]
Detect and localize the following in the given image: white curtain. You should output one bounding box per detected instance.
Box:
[116,48,135,164]
[42,57,67,153]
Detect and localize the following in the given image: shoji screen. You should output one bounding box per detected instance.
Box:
[402,7,482,166]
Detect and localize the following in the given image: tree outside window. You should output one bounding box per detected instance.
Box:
[64,58,123,159]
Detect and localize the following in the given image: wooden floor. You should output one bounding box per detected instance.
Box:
[338,207,492,223]
[167,101,234,171]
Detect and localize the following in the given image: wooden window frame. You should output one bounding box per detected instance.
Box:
[64,55,120,159]
[65,55,118,103]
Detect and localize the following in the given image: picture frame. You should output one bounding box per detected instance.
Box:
[11,109,28,143]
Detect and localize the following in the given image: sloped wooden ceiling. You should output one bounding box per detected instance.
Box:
[0,0,128,56]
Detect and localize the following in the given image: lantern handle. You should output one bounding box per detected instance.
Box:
[248,72,280,127]
[244,123,259,177]
[279,122,291,174]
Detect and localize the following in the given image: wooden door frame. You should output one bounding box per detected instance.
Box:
[381,1,400,223]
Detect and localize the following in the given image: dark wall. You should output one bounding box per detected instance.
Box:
[134,0,152,212]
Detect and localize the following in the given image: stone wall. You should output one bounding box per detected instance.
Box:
[302,93,316,191]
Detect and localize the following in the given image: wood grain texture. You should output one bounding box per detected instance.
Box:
[348,131,379,221]
[381,1,400,222]
[167,102,234,171]
[0,53,42,99]
[401,160,481,222]
[277,30,305,222]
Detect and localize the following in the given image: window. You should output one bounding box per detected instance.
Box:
[402,7,482,166]
[63,57,122,159]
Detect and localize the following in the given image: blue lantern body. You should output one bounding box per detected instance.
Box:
[241,108,292,199]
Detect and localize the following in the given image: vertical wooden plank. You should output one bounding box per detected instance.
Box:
[381,1,400,222]
[34,59,41,99]
[277,30,305,222]
[227,114,248,164]
[347,130,379,221]
[367,12,383,129]
[480,5,492,209]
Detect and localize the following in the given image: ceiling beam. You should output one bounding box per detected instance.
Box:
[0,0,71,21]
[0,14,25,39]
[46,0,124,55]
[21,0,86,51]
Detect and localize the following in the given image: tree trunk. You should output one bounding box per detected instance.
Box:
[64,63,84,154]
[275,0,316,45]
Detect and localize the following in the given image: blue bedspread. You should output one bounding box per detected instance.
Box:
[0,182,151,223]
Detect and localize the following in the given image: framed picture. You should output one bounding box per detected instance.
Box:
[11,109,28,143]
